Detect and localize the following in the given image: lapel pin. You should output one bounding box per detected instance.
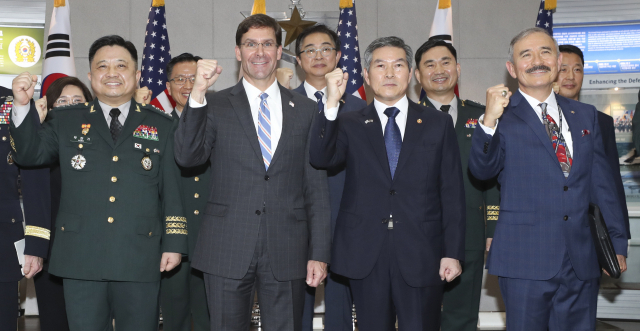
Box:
[467,134,472,137]
[84,102,89,106]
[289,101,294,107]
[136,105,141,112]
[365,119,374,124]
[134,143,142,149]
[571,111,575,114]
[90,105,95,113]
[417,119,423,124]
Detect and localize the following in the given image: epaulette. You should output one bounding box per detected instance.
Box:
[138,103,173,120]
[462,99,485,109]
[52,101,90,111]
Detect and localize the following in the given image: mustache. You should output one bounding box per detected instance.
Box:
[526,65,551,73]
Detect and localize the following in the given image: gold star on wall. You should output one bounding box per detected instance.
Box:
[278,6,316,47]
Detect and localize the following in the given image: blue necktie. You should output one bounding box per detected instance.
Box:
[258,93,272,170]
[314,91,324,113]
[384,107,402,179]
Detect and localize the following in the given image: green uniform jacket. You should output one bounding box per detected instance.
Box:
[171,111,212,257]
[10,99,187,282]
[421,97,500,249]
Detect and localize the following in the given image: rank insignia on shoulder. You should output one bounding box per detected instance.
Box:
[6,96,13,102]
[133,125,159,141]
[82,124,91,135]
[465,118,479,129]
[134,143,142,149]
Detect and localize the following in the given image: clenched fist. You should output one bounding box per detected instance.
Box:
[35,96,48,124]
[325,68,349,109]
[12,72,38,107]
[483,84,512,128]
[191,59,223,104]
[276,68,294,89]
[135,86,153,104]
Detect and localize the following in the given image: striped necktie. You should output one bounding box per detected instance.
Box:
[258,93,272,170]
[314,91,324,113]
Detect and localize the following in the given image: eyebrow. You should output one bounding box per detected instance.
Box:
[374,58,407,63]
[243,39,276,43]
[303,41,334,49]
[424,56,452,63]
[95,59,128,65]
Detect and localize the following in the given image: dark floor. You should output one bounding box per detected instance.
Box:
[17,316,640,330]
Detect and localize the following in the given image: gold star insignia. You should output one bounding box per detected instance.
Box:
[278,6,316,47]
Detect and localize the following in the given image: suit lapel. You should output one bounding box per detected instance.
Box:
[394,102,424,178]
[511,91,559,166]
[84,100,115,149]
[115,101,147,149]
[228,82,264,165]
[362,104,392,182]
[269,86,294,169]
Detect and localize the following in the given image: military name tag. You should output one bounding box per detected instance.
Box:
[71,154,86,170]
[141,156,153,171]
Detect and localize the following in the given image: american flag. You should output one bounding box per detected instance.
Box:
[535,0,553,35]
[337,0,366,100]
[140,0,175,112]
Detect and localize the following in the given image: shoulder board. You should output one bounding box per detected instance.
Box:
[462,99,485,109]
[139,103,173,119]
[52,102,90,111]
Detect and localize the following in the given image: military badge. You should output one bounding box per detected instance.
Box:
[71,154,86,170]
[135,143,142,149]
[153,148,160,154]
[82,124,91,135]
[141,156,153,170]
[133,125,159,141]
[464,118,478,129]
[0,99,12,125]
[7,152,14,165]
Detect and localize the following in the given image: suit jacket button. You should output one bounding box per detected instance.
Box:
[11,218,15,223]
[1,136,6,141]
[194,177,200,182]
[264,175,269,181]
[109,196,116,202]
[111,176,117,182]
[108,217,114,223]
[148,232,153,237]
[389,190,396,195]
[564,186,568,191]
[61,227,65,231]
[255,210,261,215]
[194,210,199,215]
[194,193,199,198]
[112,156,119,162]
[563,215,568,221]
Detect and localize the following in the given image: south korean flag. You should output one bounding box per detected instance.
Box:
[41,0,76,97]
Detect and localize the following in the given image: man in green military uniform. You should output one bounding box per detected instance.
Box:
[159,52,211,331]
[10,35,187,331]
[414,39,500,331]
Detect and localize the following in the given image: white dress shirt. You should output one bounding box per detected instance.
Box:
[478,89,573,156]
[303,81,328,105]
[325,96,408,140]
[189,78,283,153]
[427,95,458,127]
[12,99,130,127]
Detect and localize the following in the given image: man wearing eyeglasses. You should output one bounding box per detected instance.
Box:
[159,52,211,331]
[291,24,366,331]
[174,14,330,331]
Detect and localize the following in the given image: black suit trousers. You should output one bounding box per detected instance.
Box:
[33,270,69,331]
[349,230,443,331]
[0,281,18,331]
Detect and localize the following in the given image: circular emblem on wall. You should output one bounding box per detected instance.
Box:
[8,35,41,68]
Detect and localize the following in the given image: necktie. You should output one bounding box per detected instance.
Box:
[540,102,572,176]
[440,105,451,113]
[109,108,123,143]
[384,107,402,179]
[258,93,272,171]
[314,91,324,113]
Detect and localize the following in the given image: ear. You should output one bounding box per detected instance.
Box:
[335,50,342,64]
[363,67,370,86]
[166,81,171,94]
[407,67,414,85]
[556,52,563,73]
[296,56,302,67]
[235,45,242,62]
[276,45,282,61]
[87,71,92,82]
[414,67,422,85]
[456,62,461,78]
[506,61,517,79]
[136,70,142,87]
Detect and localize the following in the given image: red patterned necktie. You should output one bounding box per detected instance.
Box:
[540,102,572,176]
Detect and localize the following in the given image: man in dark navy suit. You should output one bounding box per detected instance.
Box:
[469,28,628,331]
[291,24,366,331]
[310,36,466,331]
[0,85,51,330]
[555,44,630,240]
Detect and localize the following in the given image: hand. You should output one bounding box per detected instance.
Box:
[484,84,512,128]
[325,68,349,109]
[35,96,48,124]
[12,72,38,107]
[160,252,182,272]
[306,260,327,288]
[552,82,560,94]
[486,238,493,252]
[192,59,223,104]
[276,68,294,89]
[23,255,43,279]
[439,257,462,282]
[603,255,627,277]
[135,86,152,104]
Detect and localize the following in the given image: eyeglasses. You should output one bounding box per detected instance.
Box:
[169,76,196,86]
[240,41,277,50]
[300,47,336,58]
[54,96,84,106]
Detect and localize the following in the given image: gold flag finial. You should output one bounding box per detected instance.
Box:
[339,0,353,9]
[251,0,266,15]
[544,0,557,10]
[438,0,451,9]
[152,0,165,7]
[54,0,65,7]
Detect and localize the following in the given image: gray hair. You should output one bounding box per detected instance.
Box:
[363,36,413,72]
[508,27,559,63]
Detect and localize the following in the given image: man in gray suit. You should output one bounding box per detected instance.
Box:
[173,14,331,331]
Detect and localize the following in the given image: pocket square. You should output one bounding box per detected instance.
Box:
[582,129,590,137]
